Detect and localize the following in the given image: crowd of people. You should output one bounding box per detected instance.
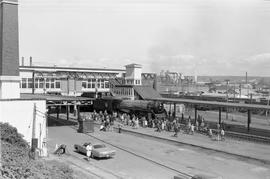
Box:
[80,110,226,141]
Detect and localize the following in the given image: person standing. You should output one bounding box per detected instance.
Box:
[190,124,195,135]
[173,122,179,137]
[86,144,92,161]
[221,128,225,141]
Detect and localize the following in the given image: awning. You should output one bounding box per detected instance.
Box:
[133,86,161,100]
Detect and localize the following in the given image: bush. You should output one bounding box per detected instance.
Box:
[0,122,74,179]
[0,122,29,148]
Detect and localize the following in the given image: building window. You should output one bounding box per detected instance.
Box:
[91,80,96,88]
[81,79,110,89]
[105,81,109,88]
[82,81,87,88]
[101,79,104,88]
[35,79,39,88]
[97,79,101,88]
[28,78,33,88]
[45,79,50,88]
[87,79,91,88]
[21,78,27,88]
[50,79,55,88]
[39,79,44,89]
[55,80,61,89]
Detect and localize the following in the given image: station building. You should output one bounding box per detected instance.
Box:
[19,63,160,100]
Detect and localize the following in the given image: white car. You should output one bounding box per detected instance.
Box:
[74,143,116,159]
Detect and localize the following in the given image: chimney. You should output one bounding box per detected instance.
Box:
[246,72,248,84]
[21,57,24,66]
[30,56,32,66]
[153,74,158,91]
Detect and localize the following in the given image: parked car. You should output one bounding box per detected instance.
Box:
[74,143,116,159]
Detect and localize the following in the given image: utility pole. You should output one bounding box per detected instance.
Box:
[267,89,270,117]
[233,83,236,102]
[225,79,230,120]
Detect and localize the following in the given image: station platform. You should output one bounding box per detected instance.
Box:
[48,114,270,165]
[115,122,270,165]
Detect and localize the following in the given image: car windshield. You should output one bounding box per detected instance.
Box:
[93,144,106,149]
[83,143,91,147]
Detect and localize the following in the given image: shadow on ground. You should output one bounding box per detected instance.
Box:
[48,116,78,126]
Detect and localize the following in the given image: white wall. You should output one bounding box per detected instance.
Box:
[125,66,142,85]
[0,76,20,99]
[0,99,47,156]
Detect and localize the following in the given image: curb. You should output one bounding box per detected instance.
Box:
[114,126,270,166]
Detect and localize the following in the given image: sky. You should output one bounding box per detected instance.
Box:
[18,0,270,76]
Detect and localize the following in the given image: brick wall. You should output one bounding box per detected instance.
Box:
[0,2,19,76]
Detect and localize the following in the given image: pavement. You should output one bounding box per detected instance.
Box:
[52,113,270,165]
[47,123,270,179]
[117,123,270,165]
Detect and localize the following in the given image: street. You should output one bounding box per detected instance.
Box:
[47,125,270,179]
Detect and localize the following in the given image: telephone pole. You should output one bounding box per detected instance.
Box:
[225,79,230,120]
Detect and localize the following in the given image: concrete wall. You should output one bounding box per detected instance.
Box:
[0,99,47,156]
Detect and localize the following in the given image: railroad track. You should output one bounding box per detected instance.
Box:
[66,125,193,178]
[177,123,270,144]
[222,131,270,144]
[48,116,270,175]
[47,115,193,178]
[67,154,125,179]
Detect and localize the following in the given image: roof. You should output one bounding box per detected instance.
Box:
[19,65,125,72]
[21,93,94,102]
[133,86,161,100]
[146,97,270,110]
[125,63,142,68]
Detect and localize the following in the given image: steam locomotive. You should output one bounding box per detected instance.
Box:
[93,96,166,118]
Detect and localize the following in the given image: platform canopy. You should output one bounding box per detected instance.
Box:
[21,93,94,106]
[147,97,270,110]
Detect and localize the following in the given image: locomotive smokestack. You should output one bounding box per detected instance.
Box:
[246,72,247,84]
